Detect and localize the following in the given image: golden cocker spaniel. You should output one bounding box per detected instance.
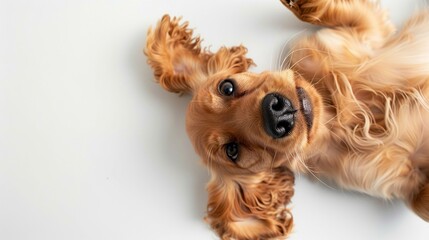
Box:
[144,0,429,239]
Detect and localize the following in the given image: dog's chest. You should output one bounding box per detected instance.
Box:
[311,100,429,198]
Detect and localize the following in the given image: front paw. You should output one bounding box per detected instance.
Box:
[280,0,323,24]
[282,0,297,6]
[280,0,302,10]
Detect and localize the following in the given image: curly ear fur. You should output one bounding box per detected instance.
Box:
[206,167,294,240]
[144,15,254,94]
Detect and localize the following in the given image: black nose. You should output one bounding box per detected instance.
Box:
[262,93,296,139]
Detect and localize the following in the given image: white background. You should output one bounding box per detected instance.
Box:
[1,0,428,239]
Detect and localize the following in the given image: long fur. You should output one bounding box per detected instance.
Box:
[145,1,429,239]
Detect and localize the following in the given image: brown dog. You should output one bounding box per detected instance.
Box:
[145,0,429,239]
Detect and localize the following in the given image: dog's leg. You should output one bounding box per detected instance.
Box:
[279,0,396,84]
[409,129,429,222]
[411,183,429,221]
[280,0,394,38]
[358,9,429,89]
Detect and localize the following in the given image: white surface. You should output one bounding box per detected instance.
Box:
[0,0,428,239]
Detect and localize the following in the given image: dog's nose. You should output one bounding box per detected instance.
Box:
[262,93,296,139]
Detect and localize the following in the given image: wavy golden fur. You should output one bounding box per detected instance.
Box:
[145,0,429,239]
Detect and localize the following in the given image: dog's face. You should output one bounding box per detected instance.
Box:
[145,15,322,240]
[187,70,323,175]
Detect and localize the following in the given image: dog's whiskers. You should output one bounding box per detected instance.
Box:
[323,105,352,125]
[290,55,314,70]
[280,47,331,70]
[277,29,308,71]
[271,150,278,173]
[311,73,329,87]
[295,147,337,190]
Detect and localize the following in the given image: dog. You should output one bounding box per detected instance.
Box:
[144,0,429,239]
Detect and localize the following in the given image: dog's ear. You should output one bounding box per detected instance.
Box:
[206,167,295,240]
[144,15,254,94]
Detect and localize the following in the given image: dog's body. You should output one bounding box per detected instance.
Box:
[282,0,429,216]
[284,0,429,203]
[145,0,429,239]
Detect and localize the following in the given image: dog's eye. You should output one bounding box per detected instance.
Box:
[218,79,235,96]
[225,142,239,162]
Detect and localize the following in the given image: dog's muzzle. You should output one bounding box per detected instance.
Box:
[262,93,297,139]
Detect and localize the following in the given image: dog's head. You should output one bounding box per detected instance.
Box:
[145,15,323,239]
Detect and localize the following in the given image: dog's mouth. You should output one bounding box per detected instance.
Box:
[296,87,313,131]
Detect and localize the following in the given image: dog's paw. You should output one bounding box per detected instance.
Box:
[280,0,298,9]
[280,0,324,24]
[283,0,298,6]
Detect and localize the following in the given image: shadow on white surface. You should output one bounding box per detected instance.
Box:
[138,28,210,221]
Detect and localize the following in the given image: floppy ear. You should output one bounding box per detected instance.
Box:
[206,167,295,240]
[144,15,254,94]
